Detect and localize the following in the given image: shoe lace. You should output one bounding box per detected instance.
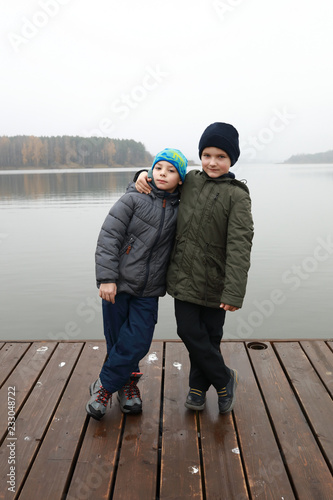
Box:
[217,387,228,399]
[96,385,112,407]
[189,388,203,397]
[123,380,141,400]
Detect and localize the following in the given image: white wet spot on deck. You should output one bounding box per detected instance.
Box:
[37,346,48,352]
[173,362,182,370]
[188,466,199,474]
[232,447,240,454]
[92,346,99,350]
[147,352,158,363]
[24,436,31,441]
[36,381,43,387]
[59,362,66,367]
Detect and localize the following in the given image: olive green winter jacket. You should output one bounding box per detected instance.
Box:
[166,169,254,308]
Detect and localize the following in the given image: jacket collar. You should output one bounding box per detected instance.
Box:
[201,170,236,181]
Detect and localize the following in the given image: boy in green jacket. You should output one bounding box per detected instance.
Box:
[136,122,254,414]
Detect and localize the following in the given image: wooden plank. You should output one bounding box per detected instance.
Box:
[249,342,333,500]
[66,391,123,500]
[112,342,164,499]
[0,342,57,442]
[18,342,107,500]
[0,343,31,387]
[200,386,249,499]
[0,342,83,500]
[275,341,333,471]
[301,340,333,397]
[220,342,295,500]
[160,342,202,499]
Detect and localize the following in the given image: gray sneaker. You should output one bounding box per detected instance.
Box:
[86,378,112,420]
[218,369,239,414]
[118,372,142,414]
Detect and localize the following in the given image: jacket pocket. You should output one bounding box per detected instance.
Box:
[120,236,135,256]
[205,245,225,287]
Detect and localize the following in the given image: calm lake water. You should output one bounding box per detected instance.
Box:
[1,164,333,341]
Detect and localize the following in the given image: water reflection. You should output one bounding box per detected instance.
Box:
[1,165,333,341]
[0,168,136,203]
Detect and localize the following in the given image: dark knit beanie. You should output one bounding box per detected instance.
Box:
[198,122,240,166]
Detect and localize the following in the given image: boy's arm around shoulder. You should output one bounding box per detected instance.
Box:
[95,192,136,286]
[221,186,254,308]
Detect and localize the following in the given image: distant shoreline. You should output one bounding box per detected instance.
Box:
[284,150,333,164]
[0,163,148,171]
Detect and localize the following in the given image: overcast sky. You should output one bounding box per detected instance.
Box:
[1,0,332,163]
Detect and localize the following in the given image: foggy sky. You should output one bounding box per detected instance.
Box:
[1,0,333,163]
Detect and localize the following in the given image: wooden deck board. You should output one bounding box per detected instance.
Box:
[274,341,333,472]
[160,342,202,499]
[0,339,332,499]
[0,343,31,387]
[223,342,295,500]
[248,342,333,500]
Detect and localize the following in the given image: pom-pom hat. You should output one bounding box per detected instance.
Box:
[198,122,240,166]
[151,148,188,182]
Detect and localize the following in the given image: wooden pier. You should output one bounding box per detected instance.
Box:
[0,339,332,499]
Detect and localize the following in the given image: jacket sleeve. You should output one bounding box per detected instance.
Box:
[133,169,148,181]
[95,194,135,286]
[221,190,254,307]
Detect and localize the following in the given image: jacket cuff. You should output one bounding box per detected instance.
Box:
[133,169,148,182]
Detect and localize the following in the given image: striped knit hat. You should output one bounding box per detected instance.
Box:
[152,148,188,182]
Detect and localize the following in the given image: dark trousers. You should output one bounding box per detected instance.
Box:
[100,293,158,393]
[174,299,231,391]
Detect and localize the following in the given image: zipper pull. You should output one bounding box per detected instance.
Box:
[163,199,166,208]
[126,245,131,254]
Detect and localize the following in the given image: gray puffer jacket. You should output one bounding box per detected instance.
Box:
[95,182,179,297]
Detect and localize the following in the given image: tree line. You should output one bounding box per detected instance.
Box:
[284,150,333,164]
[0,135,153,168]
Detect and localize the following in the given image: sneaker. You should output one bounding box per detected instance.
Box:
[218,369,239,414]
[86,378,112,420]
[185,388,206,411]
[118,372,143,414]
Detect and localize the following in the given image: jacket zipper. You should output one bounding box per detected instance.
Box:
[140,198,167,294]
[203,192,219,306]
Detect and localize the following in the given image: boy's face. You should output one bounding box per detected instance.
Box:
[201,147,231,178]
[153,161,182,193]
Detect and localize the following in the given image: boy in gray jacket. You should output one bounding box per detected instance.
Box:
[86,148,187,420]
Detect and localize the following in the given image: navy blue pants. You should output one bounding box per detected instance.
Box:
[174,299,230,391]
[99,293,158,393]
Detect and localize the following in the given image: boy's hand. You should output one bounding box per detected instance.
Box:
[99,283,117,303]
[135,171,152,194]
[220,303,239,312]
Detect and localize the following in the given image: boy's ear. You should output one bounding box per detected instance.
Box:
[178,180,183,185]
